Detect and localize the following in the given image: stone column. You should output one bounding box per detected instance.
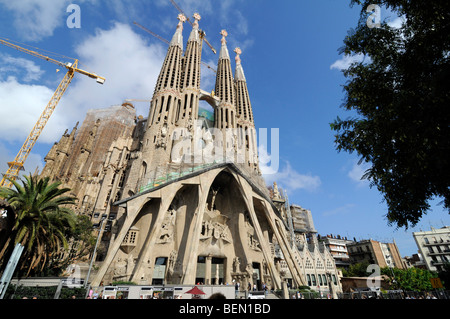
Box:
[205,256,212,285]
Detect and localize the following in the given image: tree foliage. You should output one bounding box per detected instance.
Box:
[0,175,92,276]
[331,1,450,228]
[341,261,371,277]
[381,266,437,292]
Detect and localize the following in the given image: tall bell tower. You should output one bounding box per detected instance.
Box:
[92,14,308,291]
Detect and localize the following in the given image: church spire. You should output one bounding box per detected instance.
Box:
[153,14,186,95]
[143,14,187,174]
[214,30,236,130]
[187,12,201,42]
[234,47,246,82]
[182,13,202,91]
[218,29,230,60]
[234,48,258,171]
[234,48,253,124]
[169,13,186,48]
[177,13,202,127]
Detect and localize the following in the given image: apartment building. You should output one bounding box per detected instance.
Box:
[347,239,405,269]
[413,226,450,272]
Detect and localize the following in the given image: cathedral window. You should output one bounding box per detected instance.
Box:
[104,190,111,208]
[311,274,317,286]
[175,100,181,123]
[124,230,137,244]
[140,161,147,180]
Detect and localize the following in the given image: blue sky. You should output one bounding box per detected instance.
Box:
[0,0,448,257]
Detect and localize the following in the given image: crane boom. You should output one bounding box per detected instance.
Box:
[0,38,105,84]
[169,0,193,26]
[0,38,105,188]
[133,22,169,45]
[168,0,216,54]
[199,30,216,55]
[133,22,216,73]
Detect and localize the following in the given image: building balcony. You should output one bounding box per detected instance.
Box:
[431,260,449,266]
[427,250,450,256]
[422,240,450,246]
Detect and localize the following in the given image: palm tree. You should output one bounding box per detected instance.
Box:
[0,175,77,276]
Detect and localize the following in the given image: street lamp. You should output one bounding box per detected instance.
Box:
[84,214,107,288]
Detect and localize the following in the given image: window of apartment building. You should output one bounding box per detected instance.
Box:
[322,274,327,285]
[307,274,311,286]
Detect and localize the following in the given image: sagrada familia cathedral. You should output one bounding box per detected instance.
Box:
[40,14,342,294]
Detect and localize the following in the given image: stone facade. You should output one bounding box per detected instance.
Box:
[40,14,342,295]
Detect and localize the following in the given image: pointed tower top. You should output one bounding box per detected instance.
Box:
[188,13,201,42]
[170,14,186,47]
[220,30,228,44]
[178,13,187,24]
[193,13,201,25]
[219,30,230,59]
[234,47,246,81]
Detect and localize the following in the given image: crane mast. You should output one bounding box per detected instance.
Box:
[0,38,105,188]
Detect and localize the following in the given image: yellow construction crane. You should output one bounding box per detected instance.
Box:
[133,21,216,73]
[0,37,105,188]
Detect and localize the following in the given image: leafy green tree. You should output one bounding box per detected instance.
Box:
[437,263,450,289]
[0,175,78,276]
[330,0,450,228]
[381,267,437,291]
[342,261,371,277]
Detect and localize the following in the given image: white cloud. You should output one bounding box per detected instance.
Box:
[387,16,405,29]
[0,76,69,143]
[262,159,321,194]
[330,53,366,71]
[0,0,71,41]
[59,22,166,124]
[348,160,371,187]
[0,22,165,145]
[0,54,44,82]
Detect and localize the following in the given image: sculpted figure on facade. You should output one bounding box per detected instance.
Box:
[157,208,177,244]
